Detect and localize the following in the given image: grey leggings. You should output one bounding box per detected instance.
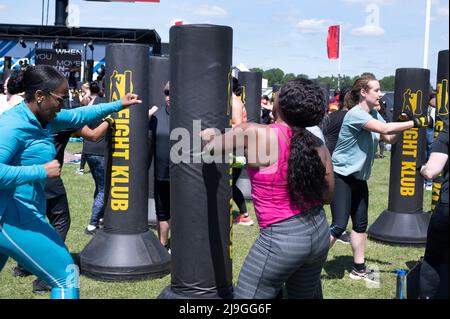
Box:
[234,206,330,299]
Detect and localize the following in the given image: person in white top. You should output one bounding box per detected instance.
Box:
[0,76,24,116]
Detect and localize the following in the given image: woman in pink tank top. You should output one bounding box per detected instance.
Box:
[203,78,334,298]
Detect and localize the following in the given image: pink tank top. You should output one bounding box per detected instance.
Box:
[247,123,320,228]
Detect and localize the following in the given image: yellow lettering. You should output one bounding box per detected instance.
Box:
[115,124,130,137]
[111,186,129,199]
[400,187,415,196]
[111,200,128,211]
[113,149,129,160]
[403,129,418,140]
[117,108,130,119]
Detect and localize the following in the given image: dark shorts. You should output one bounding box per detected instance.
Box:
[155,180,170,221]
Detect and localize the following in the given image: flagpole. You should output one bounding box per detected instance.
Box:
[423,0,431,69]
[338,26,341,89]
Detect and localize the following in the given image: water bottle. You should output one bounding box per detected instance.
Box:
[395,269,407,299]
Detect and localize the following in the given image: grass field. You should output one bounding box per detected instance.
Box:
[0,143,432,299]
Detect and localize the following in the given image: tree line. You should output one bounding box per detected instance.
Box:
[249,68,395,91]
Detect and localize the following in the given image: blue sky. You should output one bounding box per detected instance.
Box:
[0,0,448,83]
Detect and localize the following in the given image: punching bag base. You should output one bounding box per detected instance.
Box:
[368,209,431,245]
[158,285,233,299]
[79,229,170,281]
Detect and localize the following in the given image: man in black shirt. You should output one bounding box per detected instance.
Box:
[420,125,449,299]
[320,86,352,154]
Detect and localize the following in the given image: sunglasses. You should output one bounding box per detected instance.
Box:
[46,91,70,105]
[164,89,170,96]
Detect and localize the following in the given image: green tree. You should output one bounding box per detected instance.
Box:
[380,76,395,91]
[264,68,285,87]
[282,73,296,84]
[249,67,264,74]
[297,74,309,79]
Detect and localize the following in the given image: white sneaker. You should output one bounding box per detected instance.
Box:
[75,169,84,175]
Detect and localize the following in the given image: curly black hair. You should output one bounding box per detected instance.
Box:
[278,78,327,209]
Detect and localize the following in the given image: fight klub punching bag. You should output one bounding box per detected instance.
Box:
[79,44,170,280]
[431,50,449,211]
[148,56,170,226]
[368,68,431,244]
[159,24,233,299]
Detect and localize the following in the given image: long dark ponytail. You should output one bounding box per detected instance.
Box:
[278,78,327,209]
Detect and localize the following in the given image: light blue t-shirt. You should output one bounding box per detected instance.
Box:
[332,105,385,181]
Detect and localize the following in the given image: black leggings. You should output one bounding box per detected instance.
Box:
[421,203,449,299]
[330,173,368,238]
[232,168,247,215]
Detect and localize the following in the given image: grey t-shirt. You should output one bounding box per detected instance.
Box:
[332,105,385,180]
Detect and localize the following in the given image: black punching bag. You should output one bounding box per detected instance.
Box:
[148,56,170,225]
[368,68,431,244]
[236,71,262,200]
[238,71,262,123]
[431,50,449,211]
[159,24,233,299]
[80,44,170,280]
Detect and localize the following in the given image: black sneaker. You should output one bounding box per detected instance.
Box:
[13,265,32,277]
[32,278,52,294]
[337,232,351,244]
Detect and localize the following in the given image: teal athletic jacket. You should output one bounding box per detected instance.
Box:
[0,100,122,224]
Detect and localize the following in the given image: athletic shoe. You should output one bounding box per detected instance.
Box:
[32,278,52,294]
[337,232,351,244]
[349,268,379,284]
[85,225,98,235]
[233,215,254,226]
[164,244,171,254]
[75,169,84,175]
[13,265,32,277]
[425,184,432,191]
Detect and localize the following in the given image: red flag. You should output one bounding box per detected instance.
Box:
[327,25,340,59]
[174,21,183,25]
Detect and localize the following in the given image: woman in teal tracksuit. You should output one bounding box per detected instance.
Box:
[0,65,141,299]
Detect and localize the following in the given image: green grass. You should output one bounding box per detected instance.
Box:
[0,143,431,299]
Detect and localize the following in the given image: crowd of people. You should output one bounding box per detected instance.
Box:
[0,61,447,300]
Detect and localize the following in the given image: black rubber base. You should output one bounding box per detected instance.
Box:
[368,210,431,245]
[158,285,234,299]
[79,229,170,281]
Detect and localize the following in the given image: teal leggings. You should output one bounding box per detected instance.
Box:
[0,206,79,299]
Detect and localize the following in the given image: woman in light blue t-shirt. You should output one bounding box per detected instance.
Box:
[329,75,427,284]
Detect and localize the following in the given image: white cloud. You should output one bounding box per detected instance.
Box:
[341,0,396,4]
[0,5,6,11]
[177,4,227,17]
[437,4,449,17]
[351,25,385,36]
[295,19,329,33]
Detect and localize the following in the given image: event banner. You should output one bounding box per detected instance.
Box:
[35,48,82,83]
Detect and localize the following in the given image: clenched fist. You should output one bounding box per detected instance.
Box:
[120,93,142,108]
[44,160,61,179]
